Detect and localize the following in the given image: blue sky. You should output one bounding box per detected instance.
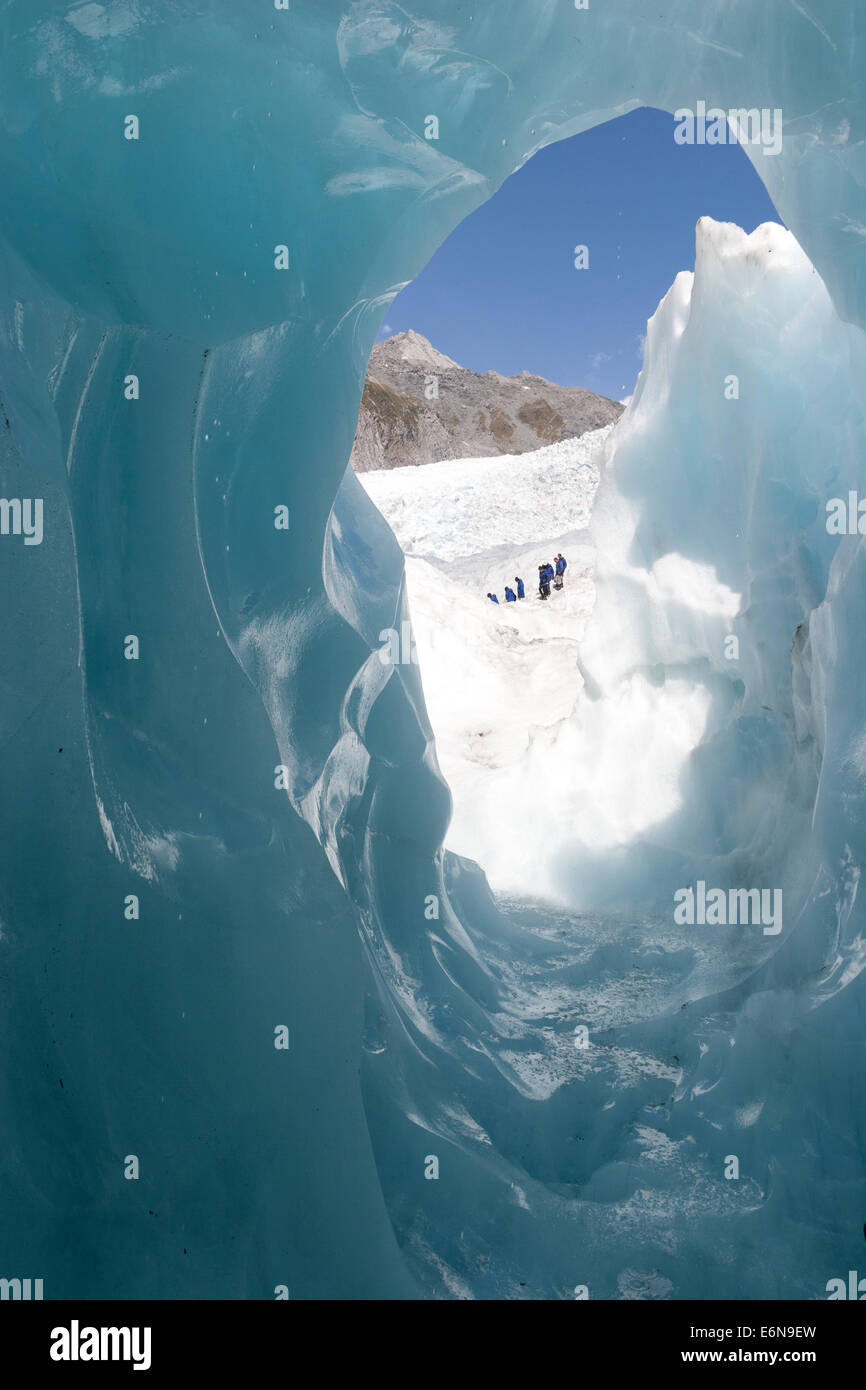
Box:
[379,107,784,402]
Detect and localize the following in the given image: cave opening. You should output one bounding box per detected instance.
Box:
[346,107,787,909]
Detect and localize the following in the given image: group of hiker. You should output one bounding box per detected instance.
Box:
[538,553,567,599]
[487,554,567,605]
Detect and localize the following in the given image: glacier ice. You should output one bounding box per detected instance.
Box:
[1,2,866,1301]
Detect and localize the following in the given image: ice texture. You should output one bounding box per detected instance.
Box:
[1,2,866,1300]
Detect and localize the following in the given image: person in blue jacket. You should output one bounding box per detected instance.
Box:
[515,576,525,599]
[504,585,516,602]
[543,561,555,586]
[554,553,567,589]
[538,565,550,600]
[487,592,499,604]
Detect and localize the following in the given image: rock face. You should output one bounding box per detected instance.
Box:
[349,329,625,471]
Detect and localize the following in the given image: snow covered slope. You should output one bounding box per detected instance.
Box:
[361,422,713,898]
[360,429,604,562]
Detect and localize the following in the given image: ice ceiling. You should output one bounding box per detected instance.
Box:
[1,1,865,1299]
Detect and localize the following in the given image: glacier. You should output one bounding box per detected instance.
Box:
[1,1,866,1300]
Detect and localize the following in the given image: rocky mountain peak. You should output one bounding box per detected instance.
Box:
[350,331,624,472]
[375,329,460,373]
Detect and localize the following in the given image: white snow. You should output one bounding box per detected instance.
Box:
[360,430,605,563]
[360,423,710,899]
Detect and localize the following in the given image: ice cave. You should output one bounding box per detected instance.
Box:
[0,0,865,1303]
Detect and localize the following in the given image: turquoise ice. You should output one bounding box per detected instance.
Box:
[0,1,865,1299]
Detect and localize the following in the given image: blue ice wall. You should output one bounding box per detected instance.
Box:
[0,1,865,1299]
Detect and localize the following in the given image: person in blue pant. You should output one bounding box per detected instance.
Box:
[487,592,499,604]
[504,585,516,602]
[515,576,525,599]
